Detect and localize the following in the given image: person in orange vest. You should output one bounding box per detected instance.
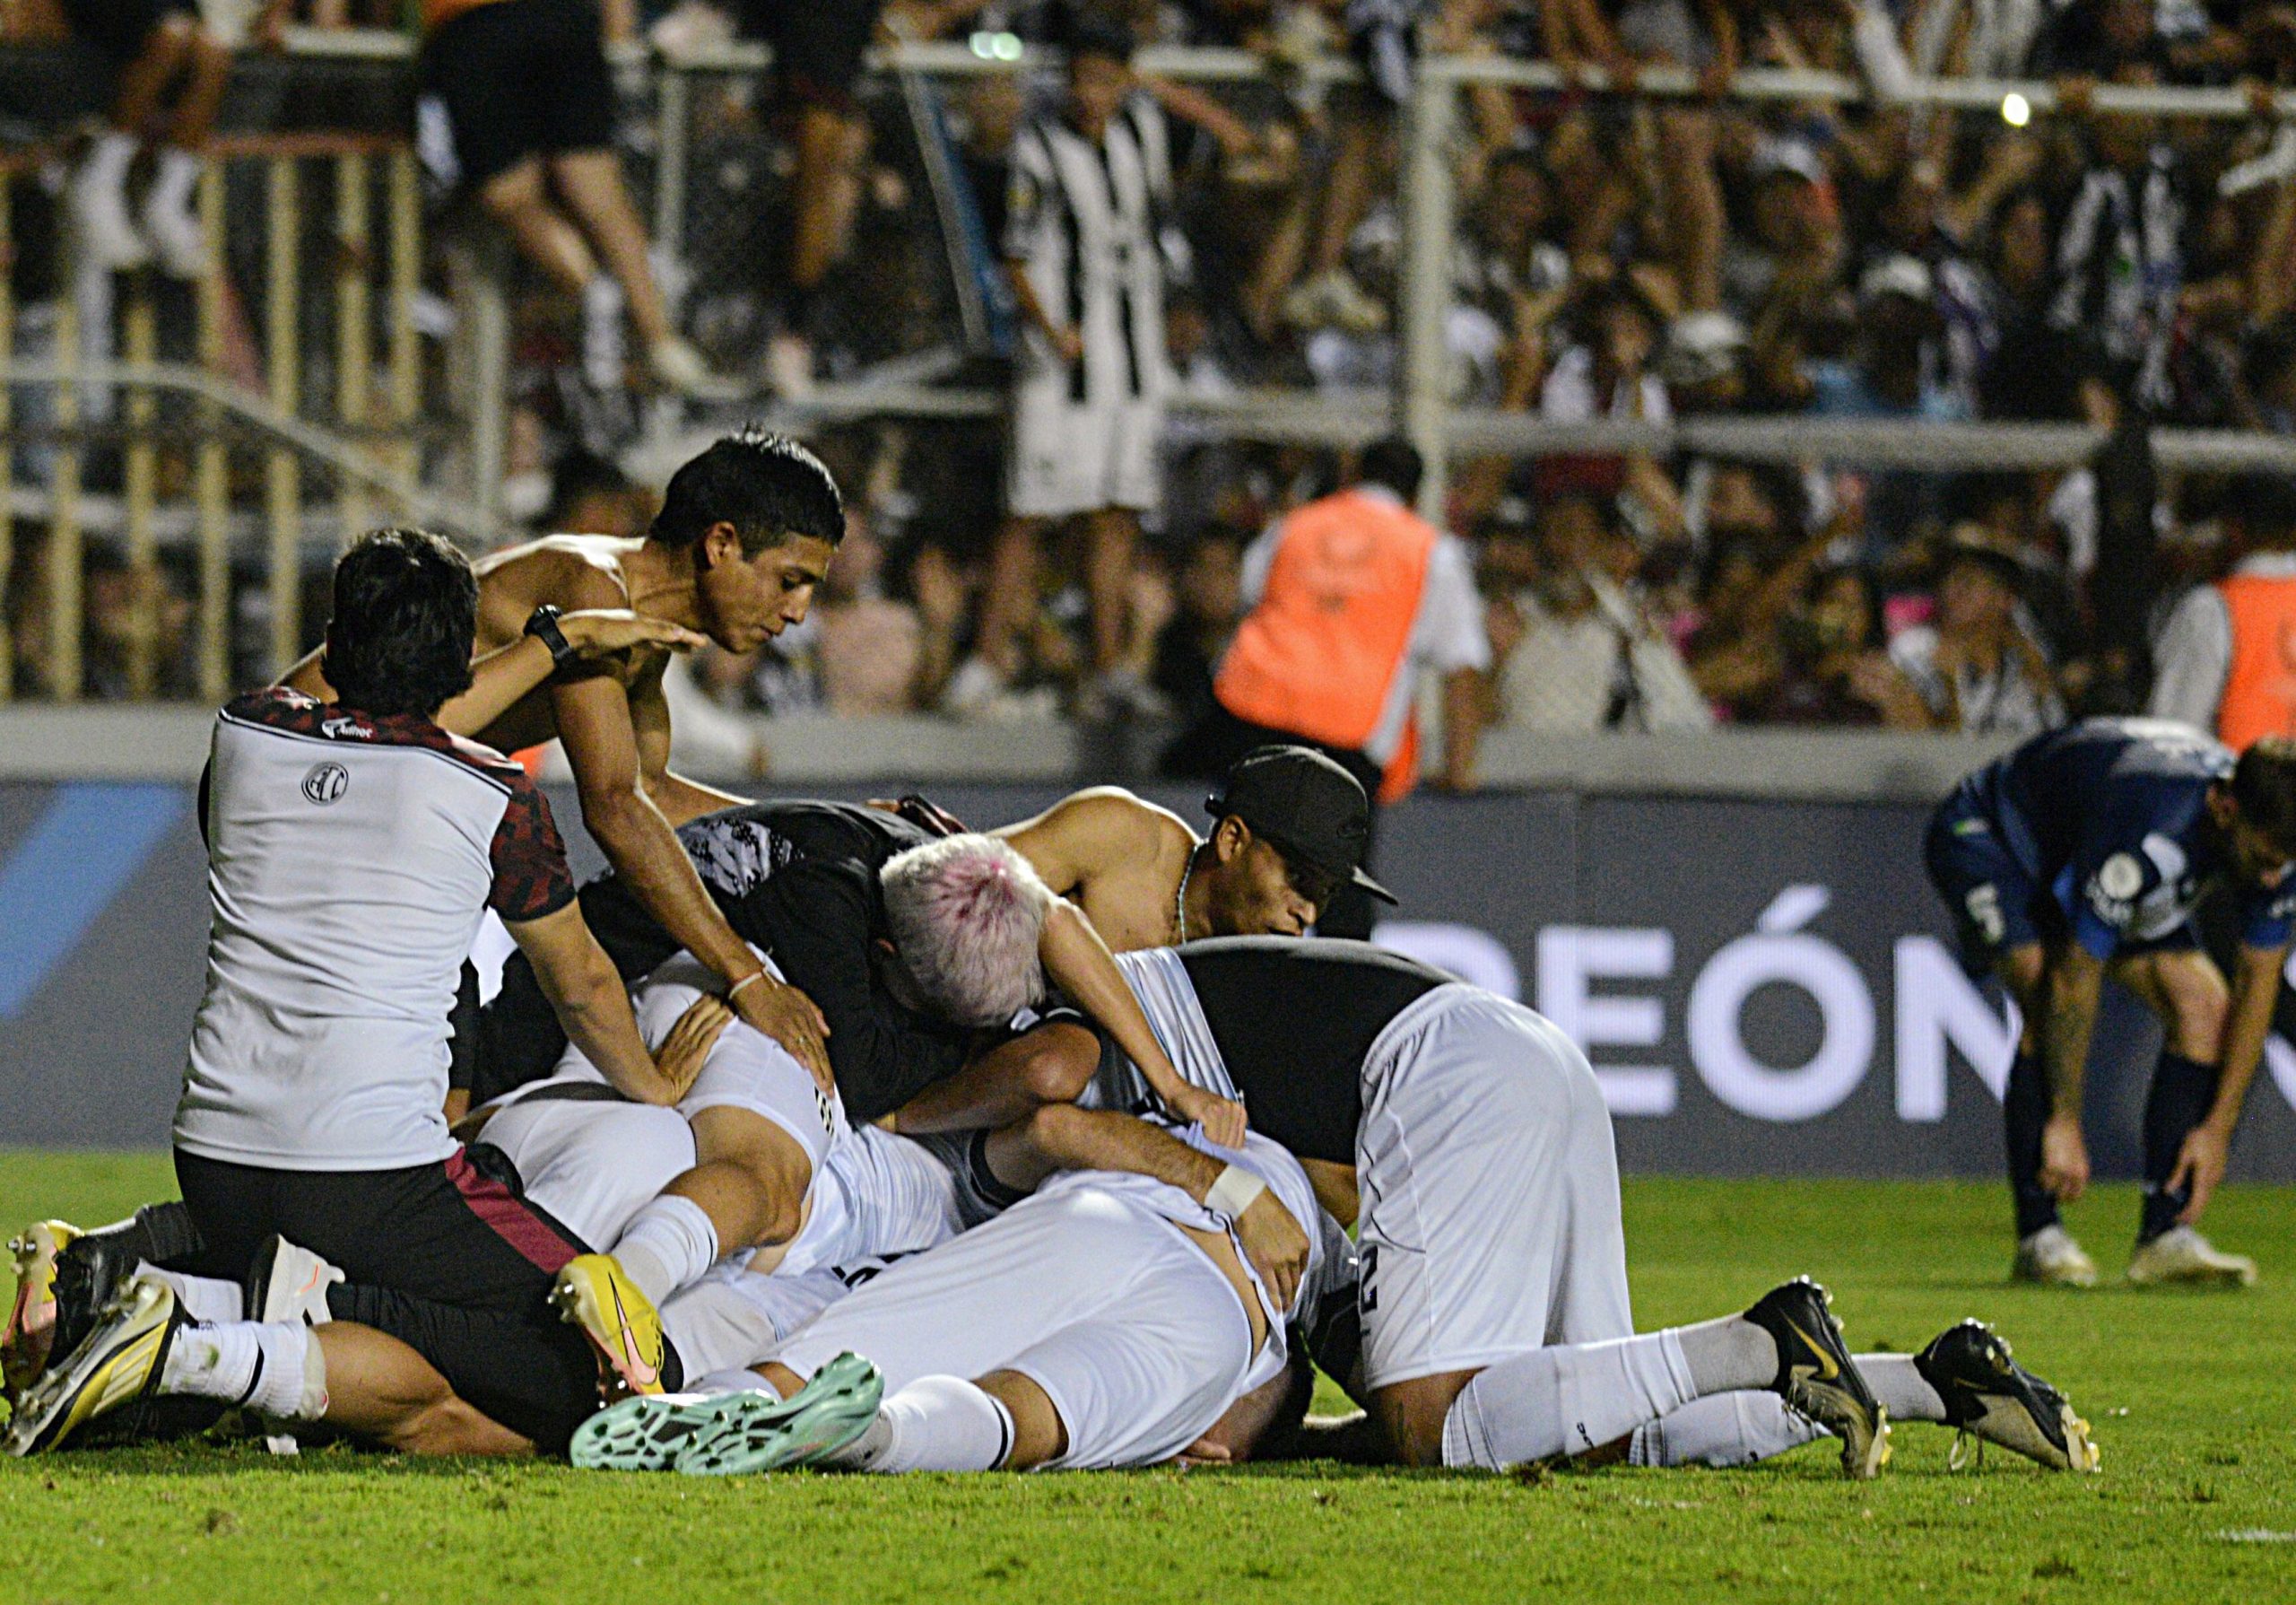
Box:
[1165,438,1491,937]
[2152,475,2296,745]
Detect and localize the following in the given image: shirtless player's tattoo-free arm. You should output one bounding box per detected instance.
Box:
[552,664,833,1086]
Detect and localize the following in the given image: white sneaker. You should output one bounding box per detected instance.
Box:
[647,336,716,397]
[2126,1226,2257,1288]
[763,330,815,400]
[69,164,149,271]
[941,656,1010,720]
[139,191,207,280]
[2011,1225,2098,1288]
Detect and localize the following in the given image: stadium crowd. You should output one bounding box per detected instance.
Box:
[9,1,2296,750]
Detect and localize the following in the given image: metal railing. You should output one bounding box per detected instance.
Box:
[11,28,2296,705]
[3,132,437,702]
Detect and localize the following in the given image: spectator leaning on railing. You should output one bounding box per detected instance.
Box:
[58,0,289,275]
[413,0,713,395]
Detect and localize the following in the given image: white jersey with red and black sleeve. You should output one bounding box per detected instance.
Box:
[175,688,576,1172]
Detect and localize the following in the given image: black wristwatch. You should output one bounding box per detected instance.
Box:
[524,605,577,670]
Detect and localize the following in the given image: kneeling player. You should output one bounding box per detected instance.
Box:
[1043,938,2101,1478]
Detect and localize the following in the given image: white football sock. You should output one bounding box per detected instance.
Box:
[1441,1330,1697,1469]
[690,1367,776,1398]
[1857,1354,1945,1425]
[826,1375,1013,1473]
[658,1276,786,1380]
[611,1196,719,1308]
[1629,1392,1827,1467]
[159,1319,325,1420]
[135,1264,241,1325]
[1672,1314,1781,1397]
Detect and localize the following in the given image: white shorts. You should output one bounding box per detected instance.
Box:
[1356,986,1633,1391]
[775,1187,1255,1470]
[477,1097,696,1252]
[772,1124,969,1279]
[1008,377,1162,519]
[656,1124,970,1374]
[634,957,843,1172]
[660,1261,858,1379]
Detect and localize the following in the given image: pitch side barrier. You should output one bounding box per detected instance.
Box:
[6,718,2296,1184]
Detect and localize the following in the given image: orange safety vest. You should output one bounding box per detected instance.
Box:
[2216,571,2296,750]
[1213,488,1437,803]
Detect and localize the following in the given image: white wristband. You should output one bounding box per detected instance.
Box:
[1204,1164,1266,1221]
[726,970,768,1001]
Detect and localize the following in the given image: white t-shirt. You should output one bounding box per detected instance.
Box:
[175,689,575,1172]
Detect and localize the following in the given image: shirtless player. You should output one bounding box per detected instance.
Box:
[285,429,842,1080]
[995,745,1396,953]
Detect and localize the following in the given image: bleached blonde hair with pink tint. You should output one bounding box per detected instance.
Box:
[880,833,1053,1027]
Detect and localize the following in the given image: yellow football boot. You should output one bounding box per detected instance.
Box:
[3,1220,82,1402]
[552,1254,666,1398]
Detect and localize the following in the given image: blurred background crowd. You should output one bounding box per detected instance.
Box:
[9,0,2296,763]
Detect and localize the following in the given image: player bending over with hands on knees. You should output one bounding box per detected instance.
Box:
[284,428,847,1086]
[5,529,734,1459]
[1927,720,2296,1288]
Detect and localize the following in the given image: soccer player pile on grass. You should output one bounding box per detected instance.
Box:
[0,507,2186,1481]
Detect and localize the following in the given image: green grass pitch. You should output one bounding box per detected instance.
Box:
[1,1151,2292,1604]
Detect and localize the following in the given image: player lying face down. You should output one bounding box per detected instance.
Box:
[566,1123,1327,1476]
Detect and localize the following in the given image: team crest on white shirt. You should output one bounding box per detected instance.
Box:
[301,763,350,806]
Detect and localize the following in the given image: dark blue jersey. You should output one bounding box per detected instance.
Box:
[1962,718,2296,958]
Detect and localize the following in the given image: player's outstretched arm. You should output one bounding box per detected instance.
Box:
[506,901,709,1106]
[552,667,831,1088]
[985,1102,1309,1312]
[274,615,704,739]
[1036,901,1248,1146]
[2173,938,2289,1221]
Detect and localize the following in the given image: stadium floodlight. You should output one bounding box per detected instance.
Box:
[2001,92,2031,127]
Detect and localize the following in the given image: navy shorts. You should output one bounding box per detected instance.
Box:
[1925,786,2046,971]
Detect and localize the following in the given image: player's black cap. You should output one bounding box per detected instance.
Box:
[1207,746,1396,906]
